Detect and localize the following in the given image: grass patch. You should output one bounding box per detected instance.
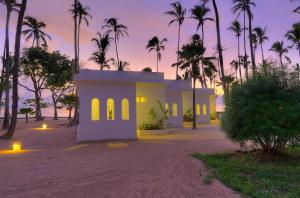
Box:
[193,147,300,198]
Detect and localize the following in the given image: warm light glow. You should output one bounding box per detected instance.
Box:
[165,103,169,117]
[172,103,178,117]
[122,98,130,120]
[136,97,147,103]
[107,98,115,120]
[196,104,201,115]
[91,98,100,121]
[203,104,207,115]
[12,142,22,152]
[42,124,47,129]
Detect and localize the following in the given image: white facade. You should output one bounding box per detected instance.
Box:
[75,70,215,142]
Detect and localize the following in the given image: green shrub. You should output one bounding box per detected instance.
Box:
[222,64,300,154]
[183,108,193,122]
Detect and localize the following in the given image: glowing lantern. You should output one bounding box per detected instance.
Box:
[12,142,22,152]
[42,124,47,129]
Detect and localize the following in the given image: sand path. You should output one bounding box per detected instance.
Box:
[0,119,241,198]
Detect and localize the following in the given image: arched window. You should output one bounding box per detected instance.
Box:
[91,98,100,121]
[122,98,130,120]
[107,98,115,120]
[203,104,207,116]
[172,103,178,117]
[196,104,201,115]
[165,103,169,117]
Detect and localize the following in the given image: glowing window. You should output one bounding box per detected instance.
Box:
[196,104,201,115]
[107,98,115,120]
[122,98,130,120]
[136,96,147,103]
[91,98,100,121]
[172,103,178,117]
[203,104,207,116]
[136,97,140,103]
[165,103,169,117]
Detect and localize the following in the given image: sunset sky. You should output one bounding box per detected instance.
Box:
[0,0,299,113]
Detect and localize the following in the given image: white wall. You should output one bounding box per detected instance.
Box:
[136,83,166,128]
[77,81,136,141]
[166,91,183,128]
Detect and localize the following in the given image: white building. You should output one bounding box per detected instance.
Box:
[75,70,215,142]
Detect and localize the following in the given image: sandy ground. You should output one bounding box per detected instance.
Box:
[0,119,241,198]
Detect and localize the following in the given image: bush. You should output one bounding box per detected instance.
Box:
[222,64,300,154]
[183,108,193,122]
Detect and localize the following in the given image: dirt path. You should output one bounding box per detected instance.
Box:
[0,119,241,198]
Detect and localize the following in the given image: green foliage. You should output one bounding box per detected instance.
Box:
[193,149,300,198]
[19,108,34,115]
[222,64,300,153]
[139,100,168,130]
[183,108,193,122]
[59,94,77,110]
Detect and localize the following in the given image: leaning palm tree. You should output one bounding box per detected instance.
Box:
[22,16,51,47]
[286,22,300,57]
[232,0,256,77]
[270,41,289,70]
[253,27,268,63]
[76,1,92,63]
[0,0,20,129]
[89,33,113,70]
[0,0,27,139]
[102,18,128,68]
[212,0,227,92]
[190,3,213,88]
[146,36,167,72]
[178,34,214,129]
[165,1,186,79]
[228,20,243,83]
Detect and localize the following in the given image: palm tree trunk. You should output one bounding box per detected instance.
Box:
[1,0,27,139]
[2,6,11,129]
[176,24,181,79]
[77,21,81,68]
[114,31,120,67]
[243,11,249,80]
[192,77,196,130]
[74,0,79,73]
[201,24,207,88]
[156,51,159,72]
[212,0,227,93]
[247,6,256,75]
[238,36,243,84]
[260,43,265,63]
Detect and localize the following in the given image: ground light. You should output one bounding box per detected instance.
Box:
[42,124,47,129]
[12,142,22,152]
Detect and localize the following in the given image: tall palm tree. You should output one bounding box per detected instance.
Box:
[228,20,243,83]
[102,18,128,68]
[0,0,20,129]
[146,36,167,72]
[1,0,27,139]
[253,27,268,63]
[178,34,214,129]
[22,16,51,47]
[69,0,78,73]
[165,1,186,79]
[270,41,289,70]
[89,33,113,70]
[232,0,256,78]
[286,22,300,57]
[76,1,91,64]
[190,3,213,88]
[212,0,227,92]
[251,33,258,61]
[230,59,239,81]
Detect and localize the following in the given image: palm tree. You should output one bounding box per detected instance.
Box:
[232,0,256,78]
[230,59,239,81]
[69,0,78,73]
[286,22,300,57]
[89,33,113,70]
[291,0,300,13]
[146,36,167,72]
[190,3,213,88]
[0,0,20,129]
[102,18,128,68]
[1,0,27,139]
[251,33,258,61]
[116,60,129,71]
[22,16,51,47]
[253,27,268,63]
[76,1,91,64]
[165,1,186,79]
[270,41,289,70]
[178,34,214,129]
[212,0,227,92]
[228,20,243,84]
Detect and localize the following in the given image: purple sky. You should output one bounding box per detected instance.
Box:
[0,0,299,113]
